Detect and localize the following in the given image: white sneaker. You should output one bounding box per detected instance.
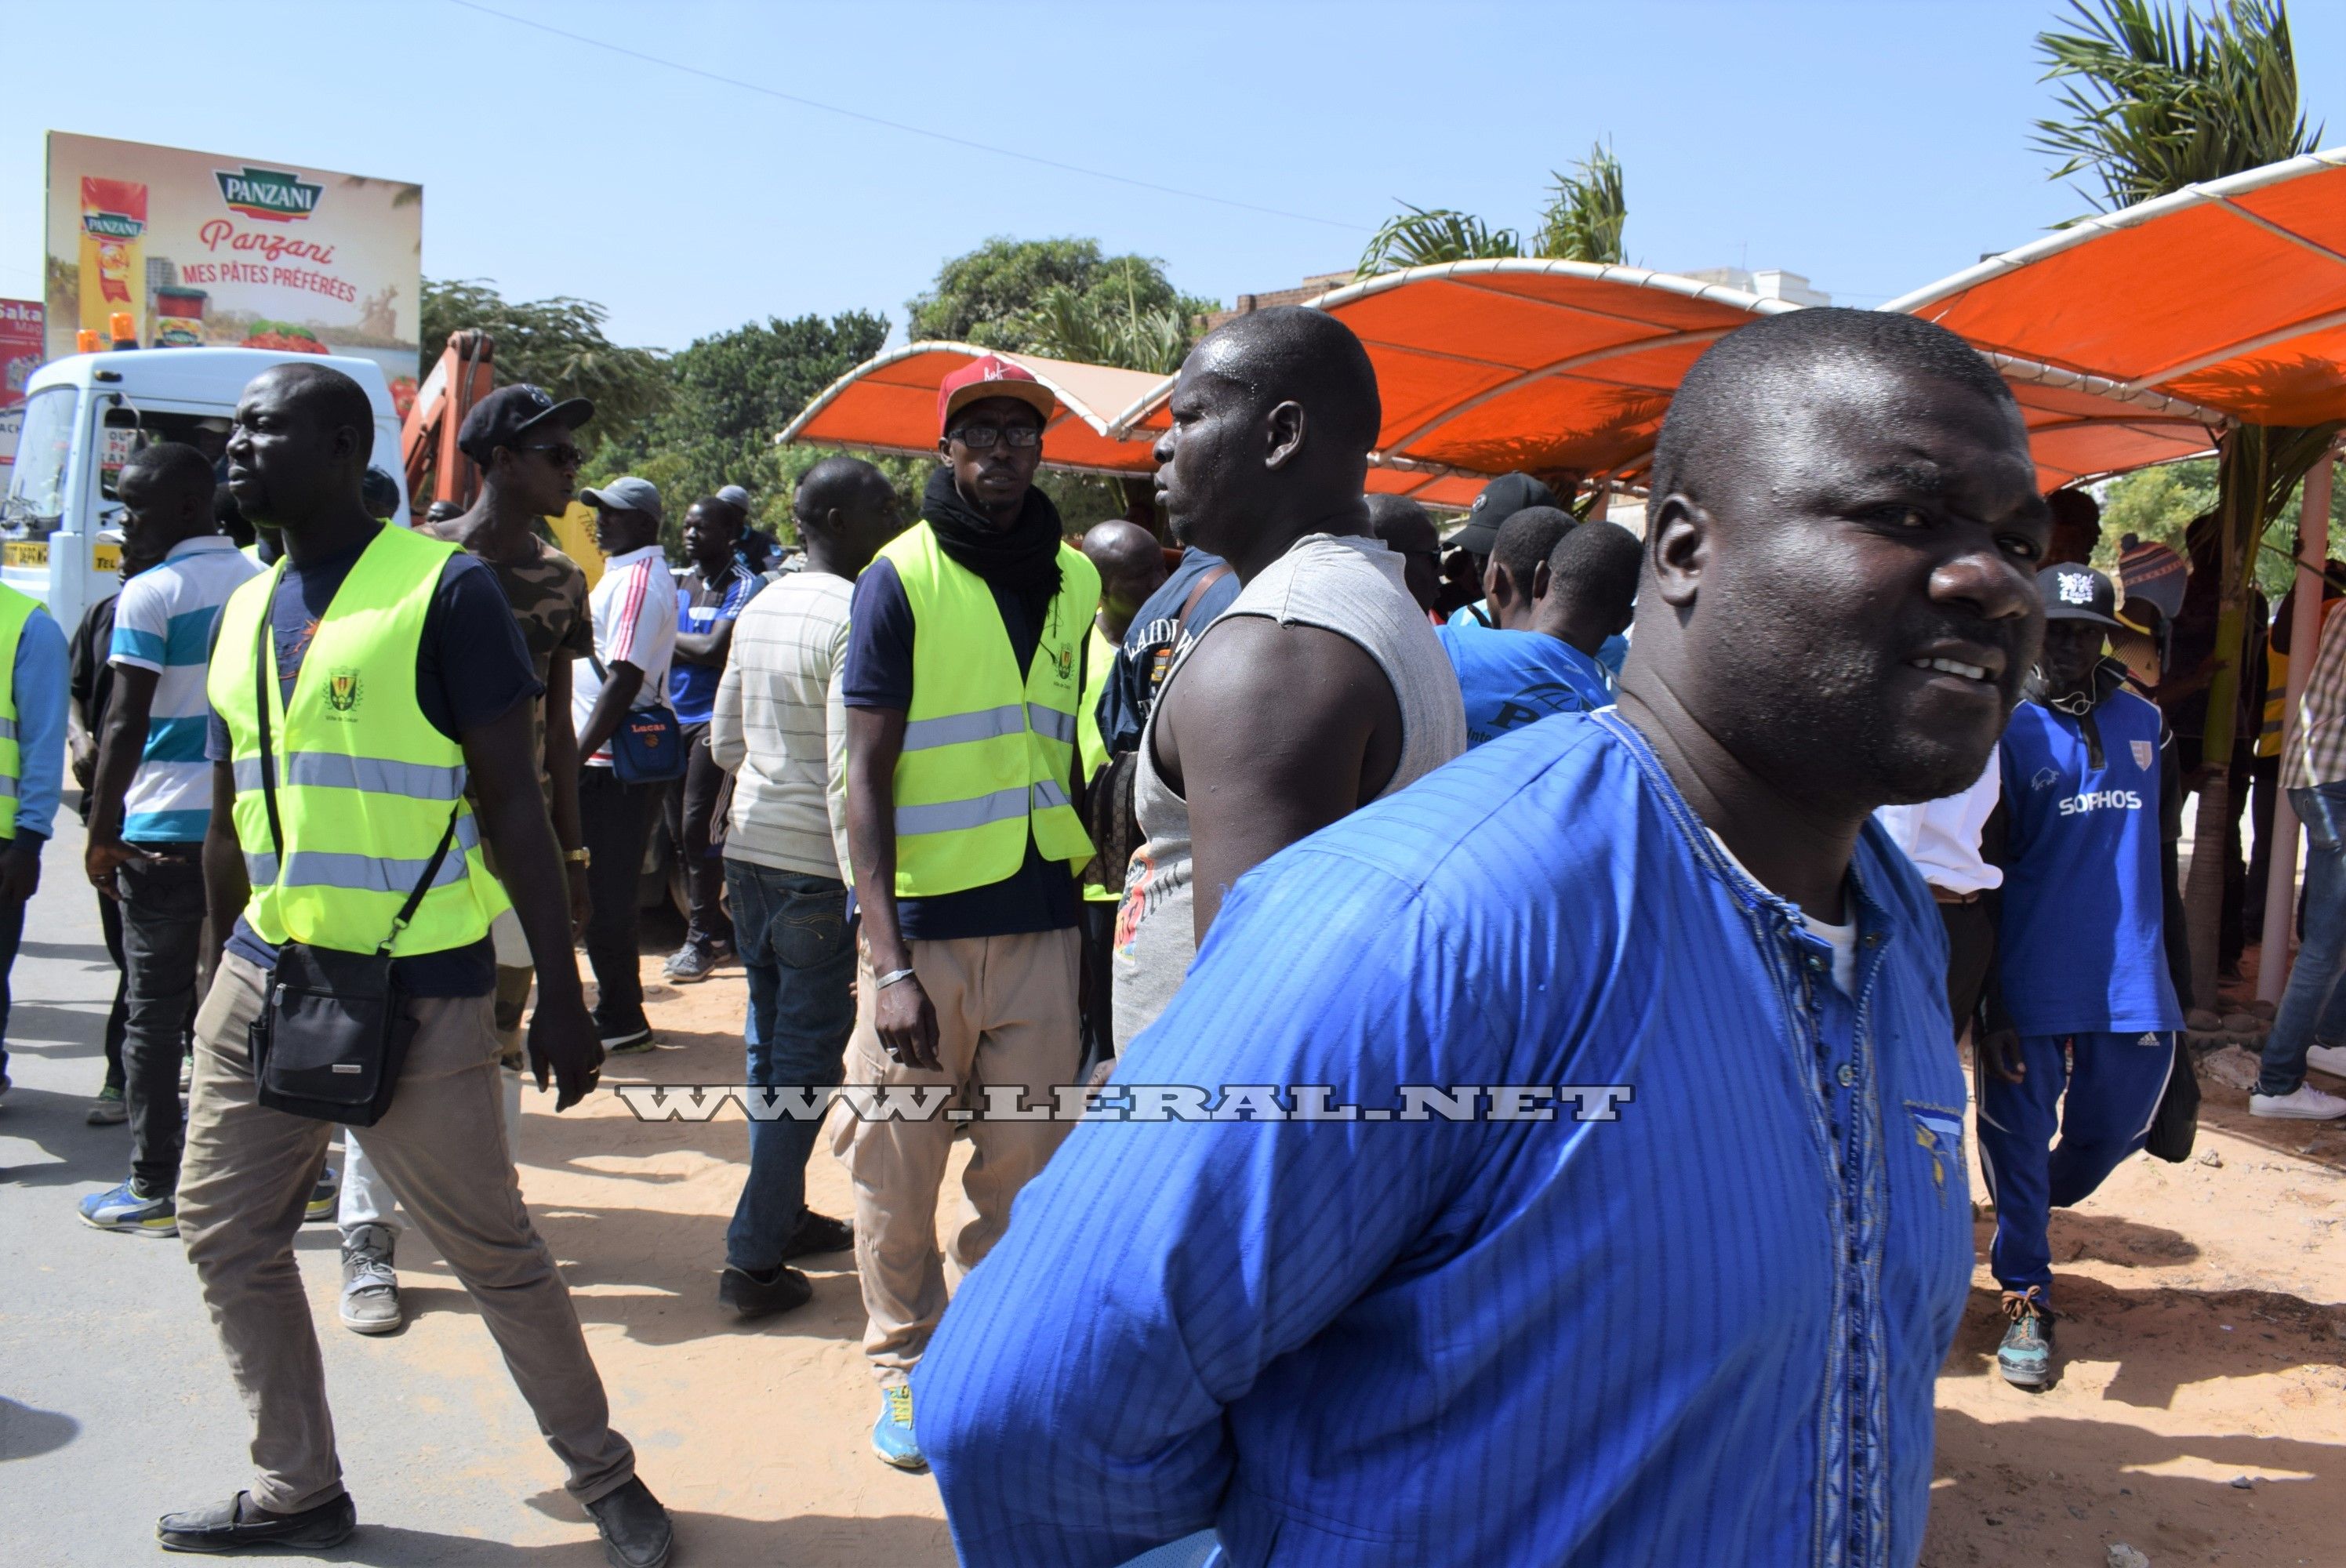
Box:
[2304,1043,2346,1080]
[2248,1083,2346,1120]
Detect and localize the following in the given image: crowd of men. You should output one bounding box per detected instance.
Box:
[5,299,2341,1567]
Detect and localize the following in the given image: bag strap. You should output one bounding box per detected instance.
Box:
[251,590,460,959]
[252,608,286,866]
[1172,564,1232,641]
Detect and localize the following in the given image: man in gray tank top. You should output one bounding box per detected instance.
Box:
[1113,308,1466,1042]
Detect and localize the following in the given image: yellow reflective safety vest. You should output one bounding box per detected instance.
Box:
[207,525,510,955]
[0,583,36,840]
[1077,623,1117,903]
[876,523,1099,898]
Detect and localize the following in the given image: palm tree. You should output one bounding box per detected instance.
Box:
[1356,141,1628,275]
[2032,0,2332,1009]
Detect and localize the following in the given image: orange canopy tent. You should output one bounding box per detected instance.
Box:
[1112,260,1797,507]
[779,343,1168,476]
[1889,147,2346,432]
[1109,260,2221,501]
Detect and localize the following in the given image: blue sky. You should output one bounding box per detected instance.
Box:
[5,0,2341,354]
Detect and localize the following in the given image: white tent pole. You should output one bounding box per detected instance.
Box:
[2259,441,2340,1005]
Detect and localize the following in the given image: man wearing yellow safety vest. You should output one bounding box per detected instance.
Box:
[1073,518,1168,1071]
[837,354,1099,1472]
[0,542,69,1112]
[165,365,673,1568]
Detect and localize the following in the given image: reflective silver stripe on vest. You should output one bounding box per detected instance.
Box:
[0,772,18,800]
[232,753,469,802]
[895,785,1032,837]
[900,706,1026,753]
[244,813,478,892]
[0,717,19,741]
[1025,704,1077,745]
[1031,779,1072,812]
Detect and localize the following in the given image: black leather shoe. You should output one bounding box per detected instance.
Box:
[718,1261,813,1320]
[586,1477,674,1568]
[158,1490,357,1553]
[781,1210,854,1260]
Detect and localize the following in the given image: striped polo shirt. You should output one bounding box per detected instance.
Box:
[110,535,258,843]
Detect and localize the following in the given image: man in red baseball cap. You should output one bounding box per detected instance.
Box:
[834,350,1099,1470]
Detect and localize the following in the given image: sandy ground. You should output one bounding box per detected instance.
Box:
[6,859,2341,1565]
[564,948,2346,1568]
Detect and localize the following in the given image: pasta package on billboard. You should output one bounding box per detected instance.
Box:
[78,177,147,340]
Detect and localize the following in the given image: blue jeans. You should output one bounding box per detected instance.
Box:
[2260,782,2346,1094]
[724,860,857,1273]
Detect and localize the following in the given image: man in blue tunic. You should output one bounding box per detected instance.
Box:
[913,309,2050,1568]
[1977,563,2184,1390]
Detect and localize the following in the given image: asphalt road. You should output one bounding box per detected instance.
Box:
[0,812,624,1567]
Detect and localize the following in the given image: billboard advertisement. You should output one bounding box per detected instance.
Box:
[0,299,41,477]
[44,132,421,412]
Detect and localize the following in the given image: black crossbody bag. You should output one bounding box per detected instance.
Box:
[245,620,459,1127]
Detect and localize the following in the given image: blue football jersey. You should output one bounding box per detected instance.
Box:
[1996,691,2183,1037]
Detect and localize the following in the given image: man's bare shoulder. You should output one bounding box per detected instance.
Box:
[1162,614,1390,754]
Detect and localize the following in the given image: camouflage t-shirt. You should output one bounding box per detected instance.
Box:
[426,521,592,789]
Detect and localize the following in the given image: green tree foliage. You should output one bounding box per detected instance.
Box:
[1534,142,1630,264]
[586,310,913,548]
[2034,0,2319,218]
[1357,141,1629,275]
[2100,456,2346,598]
[419,278,669,426]
[907,238,1213,358]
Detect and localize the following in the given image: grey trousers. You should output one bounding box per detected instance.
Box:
[176,951,636,1514]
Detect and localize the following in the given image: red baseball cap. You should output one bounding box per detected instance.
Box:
[937,354,1056,437]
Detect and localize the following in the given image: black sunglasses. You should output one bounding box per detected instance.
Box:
[515,441,584,468]
[949,424,1042,451]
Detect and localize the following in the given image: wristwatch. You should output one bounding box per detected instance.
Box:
[563,848,591,867]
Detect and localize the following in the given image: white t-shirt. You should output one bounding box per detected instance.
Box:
[1707,829,1860,996]
[1872,747,2003,896]
[1800,912,1861,997]
[573,543,677,767]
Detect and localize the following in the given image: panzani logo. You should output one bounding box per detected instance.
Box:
[82,209,143,240]
[2057,570,2097,607]
[325,668,363,714]
[213,166,324,223]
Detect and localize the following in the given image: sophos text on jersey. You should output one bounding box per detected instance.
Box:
[2055,788,2145,816]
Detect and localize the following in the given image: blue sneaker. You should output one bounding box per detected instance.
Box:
[79,1179,177,1237]
[1996,1289,2055,1389]
[305,1166,340,1223]
[871,1386,925,1471]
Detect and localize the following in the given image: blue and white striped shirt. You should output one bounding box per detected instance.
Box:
[110,535,258,843]
[918,710,1972,1568]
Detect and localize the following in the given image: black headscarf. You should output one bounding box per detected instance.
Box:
[921,465,1063,603]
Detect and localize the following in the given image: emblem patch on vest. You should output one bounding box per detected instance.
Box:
[2131,739,2154,771]
[1053,643,1075,683]
[325,668,363,715]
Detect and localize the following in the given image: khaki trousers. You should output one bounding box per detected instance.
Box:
[833,925,1081,1386]
[176,951,635,1514]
